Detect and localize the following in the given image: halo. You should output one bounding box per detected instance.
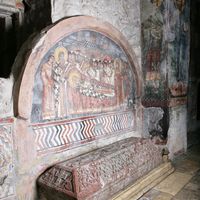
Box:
[54,46,68,63]
[67,69,81,88]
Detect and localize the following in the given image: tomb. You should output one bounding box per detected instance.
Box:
[37,138,164,200]
[12,16,173,199]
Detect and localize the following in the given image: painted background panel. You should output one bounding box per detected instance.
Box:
[31,30,136,123]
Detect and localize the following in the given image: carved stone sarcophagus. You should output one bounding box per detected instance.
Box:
[37,137,163,200]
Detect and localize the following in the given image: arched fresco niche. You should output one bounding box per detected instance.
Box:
[15,16,142,154]
[32,30,136,122]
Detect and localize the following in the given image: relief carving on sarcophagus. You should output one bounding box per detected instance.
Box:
[31,30,135,122]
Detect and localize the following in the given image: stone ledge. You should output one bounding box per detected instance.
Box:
[112,162,174,200]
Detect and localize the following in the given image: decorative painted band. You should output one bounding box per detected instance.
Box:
[32,111,135,154]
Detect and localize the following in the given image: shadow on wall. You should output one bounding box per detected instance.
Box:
[197,83,200,120]
[0,15,16,78]
[0,0,52,78]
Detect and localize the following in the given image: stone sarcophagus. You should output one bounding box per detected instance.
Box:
[37,138,163,200]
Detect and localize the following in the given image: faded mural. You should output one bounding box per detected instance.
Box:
[142,0,166,105]
[141,0,190,141]
[166,0,189,84]
[31,30,135,123]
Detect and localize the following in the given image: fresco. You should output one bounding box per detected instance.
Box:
[141,0,189,141]
[142,1,166,103]
[31,30,135,123]
[142,0,189,102]
[167,0,189,83]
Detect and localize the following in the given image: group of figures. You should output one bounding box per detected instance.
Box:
[40,43,134,121]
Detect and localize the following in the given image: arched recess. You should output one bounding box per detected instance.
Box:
[14,16,142,154]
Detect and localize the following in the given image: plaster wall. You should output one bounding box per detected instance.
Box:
[0,77,13,118]
[167,105,187,158]
[51,0,142,67]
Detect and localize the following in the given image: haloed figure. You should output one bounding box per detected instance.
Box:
[41,55,55,120]
[53,47,70,118]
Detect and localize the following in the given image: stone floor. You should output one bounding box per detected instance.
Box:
[139,131,200,200]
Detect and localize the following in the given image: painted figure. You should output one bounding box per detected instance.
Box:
[146,49,161,80]
[53,47,70,118]
[143,13,163,81]
[41,55,55,120]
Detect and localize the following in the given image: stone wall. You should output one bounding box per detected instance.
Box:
[167,105,187,157]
